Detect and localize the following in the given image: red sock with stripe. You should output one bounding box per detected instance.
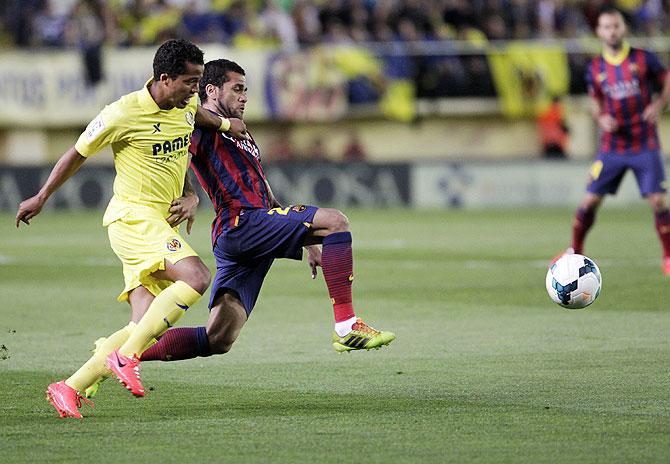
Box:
[140,327,211,361]
[654,209,670,257]
[321,231,356,324]
[572,207,596,254]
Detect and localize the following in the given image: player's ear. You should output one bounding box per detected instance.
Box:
[158,73,171,85]
[205,83,218,98]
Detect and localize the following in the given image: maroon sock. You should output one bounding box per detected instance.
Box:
[654,209,670,257]
[572,207,596,254]
[321,232,356,322]
[140,327,211,361]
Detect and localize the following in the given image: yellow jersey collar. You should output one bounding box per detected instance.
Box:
[138,78,161,114]
[603,41,630,66]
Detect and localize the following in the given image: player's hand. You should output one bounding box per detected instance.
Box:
[597,114,618,132]
[167,193,199,234]
[642,101,663,123]
[15,195,46,228]
[305,245,322,279]
[227,118,250,140]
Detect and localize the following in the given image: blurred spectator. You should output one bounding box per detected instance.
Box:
[537,96,570,159]
[266,128,298,162]
[342,133,367,161]
[4,0,670,105]
[64,0,109,85]
[261,0,298,51]
[5,0,670,49]
[292,0,321,45]
[305,136,328,160]
[31,0,68,47]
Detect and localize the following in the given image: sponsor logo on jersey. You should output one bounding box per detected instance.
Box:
[152,133,191,158]
[602,78,640,100]
[166,238,182,252]
[221,132,260,159]
[185,111,195,126]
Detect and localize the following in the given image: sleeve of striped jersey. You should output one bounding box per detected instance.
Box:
[74,104,124,158]
[644,50,668,84]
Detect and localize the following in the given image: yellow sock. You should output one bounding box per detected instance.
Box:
[119,281,201,356]
[65,322,136,392]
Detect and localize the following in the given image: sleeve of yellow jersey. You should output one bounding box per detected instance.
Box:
[74,103,125,158]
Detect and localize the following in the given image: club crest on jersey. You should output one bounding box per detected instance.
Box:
[166,238,182,252]
[185,111,195,126]
[291,204,306,212]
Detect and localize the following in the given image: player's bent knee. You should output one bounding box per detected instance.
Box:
[186,265,211,295]
[208,334,237,355]
[328,209,349,232]
[648,194,668,212]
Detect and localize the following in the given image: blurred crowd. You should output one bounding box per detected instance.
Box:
[1,0,668,50]
[0,0,667,102]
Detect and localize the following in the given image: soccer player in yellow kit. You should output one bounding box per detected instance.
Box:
[15,39,247,419]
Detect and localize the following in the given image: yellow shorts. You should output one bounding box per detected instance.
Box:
[107,207,198,302]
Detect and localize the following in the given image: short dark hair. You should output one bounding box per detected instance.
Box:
[152,39,204,80]
[598,6,625,21]
[199,59,246,102]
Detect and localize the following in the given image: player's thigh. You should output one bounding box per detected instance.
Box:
[108,211,199,301]
[630,150,667,197]
[310,207,349,236]
[220,206,318,259]
[152,255,211,294]
[586,154,627,195]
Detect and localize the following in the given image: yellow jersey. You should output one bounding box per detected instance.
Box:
[75,80,198,226]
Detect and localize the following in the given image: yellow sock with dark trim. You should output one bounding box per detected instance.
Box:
[65,321,136,392]
[119,281,201,357]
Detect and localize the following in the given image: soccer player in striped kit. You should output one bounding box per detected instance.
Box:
[138,58,395,363]
[566,7,670,274]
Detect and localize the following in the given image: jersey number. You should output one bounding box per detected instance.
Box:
[267,207,290,216]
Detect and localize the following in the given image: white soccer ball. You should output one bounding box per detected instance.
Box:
[546,254,602,309]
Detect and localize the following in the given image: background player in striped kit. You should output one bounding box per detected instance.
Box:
[565,6,670,274]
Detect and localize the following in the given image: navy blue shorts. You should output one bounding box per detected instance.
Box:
[210,205,318,315]
[587,150,667,197]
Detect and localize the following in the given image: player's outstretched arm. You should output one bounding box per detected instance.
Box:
[194,106,248,140]
[15,147,87,227]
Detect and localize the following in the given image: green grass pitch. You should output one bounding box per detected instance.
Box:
[0,207,668,463]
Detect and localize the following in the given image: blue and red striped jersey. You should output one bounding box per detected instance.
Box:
[189,119,270,243]
[586,44,668,155]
